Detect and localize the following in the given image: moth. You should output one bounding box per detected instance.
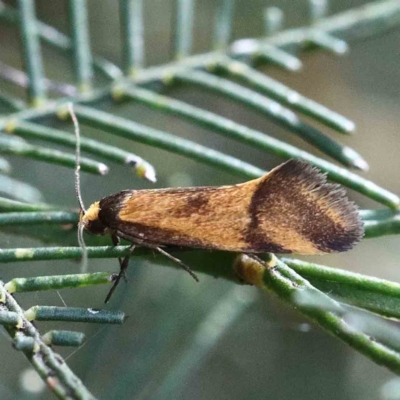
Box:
[69,106,364,302]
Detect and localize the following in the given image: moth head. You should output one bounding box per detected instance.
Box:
[80,201,108,236]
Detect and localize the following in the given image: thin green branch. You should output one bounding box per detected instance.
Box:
[25,306,125,324]
[360,209,400,237]
[360,209,395,220]
[213,57,355,133]
[120,0,145,76]
[0,211,78,226]
[8,120,134,163]
[0,132,26,145]
[0,283,96,399]
[68,0,93,93]
[312,0,400,41]
[364,216,400,238]
[2,1,399,128]
[42,330,86,347]
[0,2,122,80]
[308,0,329,22]
[18,0,46,106]
[236,254,400,374]
[0,197,55,212]
[6,120,156,180]
[173,69,367,170]
[307,2,347,53]
[213,0,236,50]
[339,305,400,354]
[0,245,132,263]
[250,43,303,71]
[2,243,400,322]
[116,85,398,208]
[0,136,108,175]
[5,272,113,293]
[0,1,397,394]
[172,0,195,60]
[0,247,236,287]
[0,311,22,326]
[1,237,400,325]
[13,337,37,352]
[282,258,400,319]
[0,61,77,96]
[72,104,265,179]
[307,29,349,55]
[264,6,284,36]
[234,1,400,58]
[8,245,394,377]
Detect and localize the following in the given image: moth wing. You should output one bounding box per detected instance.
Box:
[99,160,363,255]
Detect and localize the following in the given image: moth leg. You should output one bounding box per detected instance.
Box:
[111,234,128,283]
[105,243,136,303]
[115,232,199,282]
[154,246,199,282]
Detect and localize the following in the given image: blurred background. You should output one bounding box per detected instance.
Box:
[1,0,400,399]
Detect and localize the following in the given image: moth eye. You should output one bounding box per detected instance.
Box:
[87,219,107,235]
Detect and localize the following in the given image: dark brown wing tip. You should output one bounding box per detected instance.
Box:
[272,159,364,252]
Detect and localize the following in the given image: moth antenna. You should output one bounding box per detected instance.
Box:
[78,222,88,273]
[68,102,86,215]
[69,103,88,273]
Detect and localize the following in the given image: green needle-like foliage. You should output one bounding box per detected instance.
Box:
[1,1,400,399]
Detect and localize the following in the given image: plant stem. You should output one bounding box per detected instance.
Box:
[282,257,400,318]
[68,0,93,93]
[120,0,145,76]
[213,0,236,50]
[0,283,96,399]
[0,136,108,175]
[0,211,78,226]
[173,69,366,170]
[17,0,46,106]
[236,254,400,374]
[172,0,195,60]
[213,56,355,134]
[73,104,265,179]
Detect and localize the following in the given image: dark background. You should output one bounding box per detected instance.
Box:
[1,1,400,399]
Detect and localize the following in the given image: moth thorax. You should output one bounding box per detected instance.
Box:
[80,201,108,235]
